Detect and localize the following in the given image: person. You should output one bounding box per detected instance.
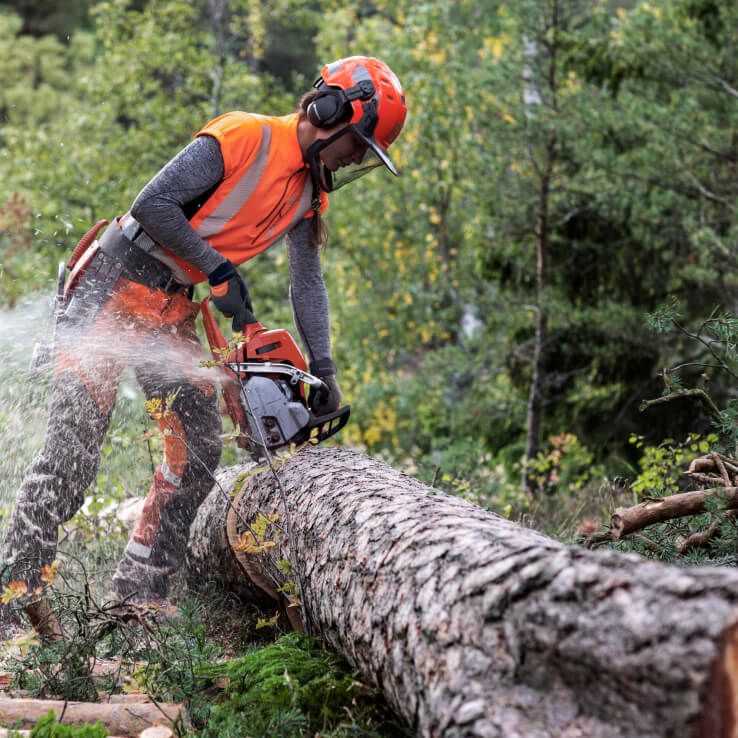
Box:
[1,55,407,632]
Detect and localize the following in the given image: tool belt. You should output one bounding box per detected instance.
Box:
[97,220,188,294]
[60,218,189,329]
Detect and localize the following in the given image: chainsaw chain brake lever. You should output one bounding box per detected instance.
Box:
[225,361,328,391]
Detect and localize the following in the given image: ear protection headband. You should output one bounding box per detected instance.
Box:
[307,79,376,129]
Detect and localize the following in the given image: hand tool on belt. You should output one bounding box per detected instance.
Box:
[62,217,188,325]
[98,217,188,294]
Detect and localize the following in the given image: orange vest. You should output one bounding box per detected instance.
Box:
[165,112,328,283]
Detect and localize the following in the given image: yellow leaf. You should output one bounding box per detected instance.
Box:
[40,561,59,584]
[256,612,280,629]
[364,426,382,446]
[1,581,27,605]
[144,397,163,419]
[233,531,277,554]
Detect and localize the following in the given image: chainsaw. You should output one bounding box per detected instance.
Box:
[200,296,350,458]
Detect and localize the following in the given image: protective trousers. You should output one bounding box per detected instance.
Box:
[1,256,222,601]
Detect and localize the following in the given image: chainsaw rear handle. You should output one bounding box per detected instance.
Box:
[67,219,109,271]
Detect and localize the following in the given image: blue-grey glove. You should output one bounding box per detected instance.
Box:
[208,261,256,331]
[309,359,343,415]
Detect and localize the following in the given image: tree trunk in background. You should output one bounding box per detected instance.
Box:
[187,445,738,738]
[522,141,552,494]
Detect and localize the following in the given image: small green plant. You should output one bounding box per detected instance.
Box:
[627,434,717,501]
[529,433,601,496]
[133,601,222,716]
[4,562,125,701]
[8,711,107,737]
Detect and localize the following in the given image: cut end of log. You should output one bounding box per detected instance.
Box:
[697,618,738,738]
[139,727,175,738]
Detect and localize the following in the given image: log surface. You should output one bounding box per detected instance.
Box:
[188,445,738,738]
[0,697,181,734]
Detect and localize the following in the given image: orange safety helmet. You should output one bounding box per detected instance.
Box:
[305,56,407,192]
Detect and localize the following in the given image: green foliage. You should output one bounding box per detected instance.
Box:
[199,633,406,738]
[2,577,403,738]
[645,299,681,335]
[2,0,737,510]
[628,433,717,499]
[5,564,127,701]
[529,433,603,496]
[133,602,223,719]
[602,432,738,565]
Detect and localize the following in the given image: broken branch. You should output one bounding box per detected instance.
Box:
[610,486,738,540]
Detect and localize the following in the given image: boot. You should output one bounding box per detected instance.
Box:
[25,598,64,640]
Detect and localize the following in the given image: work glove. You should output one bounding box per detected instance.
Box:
[208,261,256,332]
[309,358,344,416]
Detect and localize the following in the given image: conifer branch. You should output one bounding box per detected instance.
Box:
[639,388,723,424]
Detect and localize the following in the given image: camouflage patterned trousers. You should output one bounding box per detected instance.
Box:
[2,271,222,601]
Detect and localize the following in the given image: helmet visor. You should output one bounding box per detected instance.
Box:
[353,130,399,177]
[326,148,384,191]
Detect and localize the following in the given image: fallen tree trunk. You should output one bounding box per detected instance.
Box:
[0,697,182,734]
[187,445,738,738]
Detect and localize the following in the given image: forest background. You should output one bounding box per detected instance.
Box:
[0,0,737,734]
[1,0,738,572]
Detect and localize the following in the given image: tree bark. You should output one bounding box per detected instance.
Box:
[186,445,738,738]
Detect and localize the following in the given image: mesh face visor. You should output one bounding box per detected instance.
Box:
[322,148,384,191]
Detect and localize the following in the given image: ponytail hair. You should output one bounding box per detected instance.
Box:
[298,90,329,248]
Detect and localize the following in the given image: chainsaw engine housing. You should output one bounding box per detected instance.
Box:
[243,376,310,448]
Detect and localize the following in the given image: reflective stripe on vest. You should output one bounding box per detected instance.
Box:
[268,175,314,244]
[196,124,273,239]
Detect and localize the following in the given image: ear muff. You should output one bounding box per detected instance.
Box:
[306,80,377,129]
[307,90,348,129]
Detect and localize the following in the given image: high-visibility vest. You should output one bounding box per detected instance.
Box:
[165,112,328,283]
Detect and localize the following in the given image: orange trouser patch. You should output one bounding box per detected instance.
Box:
[132,468,181,548]
[157,411,188,480]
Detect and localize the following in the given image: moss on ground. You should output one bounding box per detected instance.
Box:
[197,632,407,738]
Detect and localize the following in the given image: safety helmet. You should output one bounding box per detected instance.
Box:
[305,56,407,192]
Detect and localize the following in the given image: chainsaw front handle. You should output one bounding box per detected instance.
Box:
[226,361,327,391]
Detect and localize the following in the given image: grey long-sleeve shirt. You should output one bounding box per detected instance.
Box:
[130,135,332,365]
